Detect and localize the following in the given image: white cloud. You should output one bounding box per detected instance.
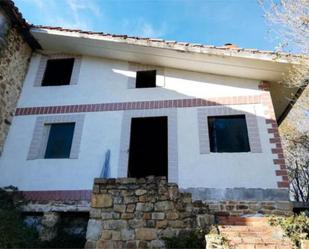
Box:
[122,18,167,38]
[16,0,102,30]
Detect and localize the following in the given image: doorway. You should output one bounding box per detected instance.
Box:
[128,116,168,179]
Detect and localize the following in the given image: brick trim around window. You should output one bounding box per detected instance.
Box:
[127,62,165,88]
[34,54,82,86]
[197,106,262,154]
[27,114,85,160]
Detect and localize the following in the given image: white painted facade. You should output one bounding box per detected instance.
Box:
[0,52,280,192]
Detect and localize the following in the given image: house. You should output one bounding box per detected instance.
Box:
[1,1,305,223]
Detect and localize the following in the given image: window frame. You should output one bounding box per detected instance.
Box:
[127,63,164,89]
[135,70,157,88]
[27,114,85,160]
[34,54,82,87]
[44,122,76,159]
[207,114,251,153]
[41,58,75,86]
[197,107,262,154]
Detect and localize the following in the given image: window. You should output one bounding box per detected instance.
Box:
[136,70,156,88]
[44,123,75,158]
[208,115,250,153]
[41,58,75,86]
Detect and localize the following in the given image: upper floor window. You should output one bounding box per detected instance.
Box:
[44,122,75,158]
[208,115,250,153]
[136,70,156,88]
[41,58,75,86]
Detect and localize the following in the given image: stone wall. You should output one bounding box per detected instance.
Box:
[0,13,32,154]
[85,177,214,249]
[205,200,293,216]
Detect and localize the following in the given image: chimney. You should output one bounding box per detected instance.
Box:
[224,43,238,48]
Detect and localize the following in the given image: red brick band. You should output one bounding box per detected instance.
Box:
[15,96,262,116]
[22,190,92,201]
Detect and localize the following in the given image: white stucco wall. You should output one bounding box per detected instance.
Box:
[0,53,279,191]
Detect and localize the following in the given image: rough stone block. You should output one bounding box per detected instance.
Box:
[97,240,124,249]
[121,213,134,219]
[168,220,185,228]
[154,201,174,211]
[91,194,113,208]
[156,220,168,229]
[90,209,102,219]
[126,240,138,249]
[121,228,135,240]
[114,204,126,213]
[103,220,127,230]
[143,212,151,220]
[150,240,165,249]
[135,228,157,241]
[159,228,179,238]
[151,212,165,220]
[111,231,121,240]
[129,219,145,228]
[101,230,112,240]
[136,203,154,212]
[135,189,147,196]
[124,196,138,204]
[127,204,136,212]
[137,240,149,249]
[84,240,97,249]
[116,178,137,184]
[165,212,178,220]
[146,220,156,228]
[86,219,103,241]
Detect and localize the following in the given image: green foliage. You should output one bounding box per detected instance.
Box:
[163,229,206,249]
[0,186,87,249]
[269,212,309,248]
[0,186,39,249]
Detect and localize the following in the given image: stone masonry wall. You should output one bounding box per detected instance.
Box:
[0,22,32,154]
[85,177,213,249]
[206,200,293,216]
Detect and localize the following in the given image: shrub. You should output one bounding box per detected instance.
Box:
[0,186,39,249]
[269,212,309,248]
[163,229,206,249]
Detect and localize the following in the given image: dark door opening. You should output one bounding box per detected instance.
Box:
[128,116,168,179]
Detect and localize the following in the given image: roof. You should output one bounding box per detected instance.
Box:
[31,25,299,61]
[0,0,41,49]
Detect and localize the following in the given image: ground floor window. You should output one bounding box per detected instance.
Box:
[208,115,250,153]
[44,123,75,158]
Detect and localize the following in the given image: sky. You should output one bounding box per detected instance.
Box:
[14,0,280,51]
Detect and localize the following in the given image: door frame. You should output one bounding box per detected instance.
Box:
[118,108,178,183]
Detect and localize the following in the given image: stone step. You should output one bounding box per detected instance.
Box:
[218,216,270,226]
[217,217,293,249]
[220,225,280,232]
[230,243,292,249]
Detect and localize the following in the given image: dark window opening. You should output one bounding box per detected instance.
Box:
[45,123,75,158]
[42,58,74,86]
[128,116,168,179]
[208,115,250,153]
[135,70,156,88]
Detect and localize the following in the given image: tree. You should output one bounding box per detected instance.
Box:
[260,0,309,202]
[259,0,309,88]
